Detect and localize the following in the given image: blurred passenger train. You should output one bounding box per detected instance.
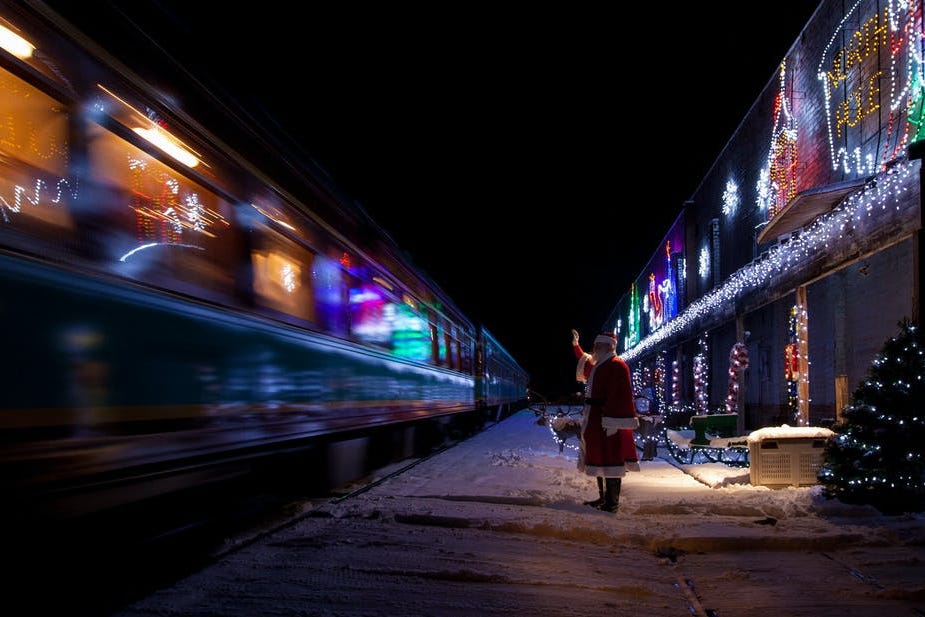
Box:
[0,1,528,522]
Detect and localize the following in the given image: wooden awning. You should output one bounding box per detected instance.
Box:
[756,177,870,245]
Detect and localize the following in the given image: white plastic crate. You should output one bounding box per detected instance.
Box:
[747,427,833,487]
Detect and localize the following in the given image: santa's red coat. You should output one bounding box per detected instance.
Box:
[578,352,639,477]
[573,343,639,471]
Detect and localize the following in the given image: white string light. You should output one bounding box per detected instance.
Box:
[623,160,915,364]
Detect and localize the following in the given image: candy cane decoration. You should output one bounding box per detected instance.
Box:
[725,342,750,413]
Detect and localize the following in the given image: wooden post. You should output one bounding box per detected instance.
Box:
[835,374,849,424]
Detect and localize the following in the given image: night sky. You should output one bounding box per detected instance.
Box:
[44,1,822,399]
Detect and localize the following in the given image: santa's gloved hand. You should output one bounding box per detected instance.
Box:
[571,329,580,346]
[601,423,616,437]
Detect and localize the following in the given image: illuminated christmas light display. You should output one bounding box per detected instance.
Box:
[909,40,925,144]
[693,335,709,414]
[281,263,297,293]
[646,272,662,331]
[654,353,667,412]
[725,341,749,414]
[631,367,644,397]
[390,302,431,361]
[641,364,652,393]
[758,59,799,219]
[600,2,925,479]
[794,302,811,425]
[819,320,925,513]
[625,282,640,350]
[785,305,801,420]
[641,240,681,337]
[721,179,740,217]
[0,177,75,223]
[698,245,710,281]
[817,0,919,175]
[623,159,915,364]
[671,359,679,407]
[547,412,581,453]
[661,241,678,323]
[118,241,204,263]
[127,154,226,253]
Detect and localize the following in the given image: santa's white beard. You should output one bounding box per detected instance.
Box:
[592,349,614,365]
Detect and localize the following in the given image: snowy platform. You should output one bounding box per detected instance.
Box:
[109,410,925,617]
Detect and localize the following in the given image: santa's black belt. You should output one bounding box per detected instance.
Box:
[584,397,605,405]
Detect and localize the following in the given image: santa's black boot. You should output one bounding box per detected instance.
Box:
[583,477,605,507]
[598,478,621,513]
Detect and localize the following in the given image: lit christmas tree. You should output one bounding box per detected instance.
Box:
[818,320,925,514]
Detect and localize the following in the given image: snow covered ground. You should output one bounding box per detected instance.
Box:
[113,409,925,616]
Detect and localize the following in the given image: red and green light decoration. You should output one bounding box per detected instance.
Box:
[725,341,749,414]
[786,305,801,421]
[909,55,925,145]
[757,59,798,220]
[817,1,921,174]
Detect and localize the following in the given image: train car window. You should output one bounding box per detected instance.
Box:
[435,320,448,366]
[444,328,456,369]
[0,14,78,95]
[245,198,350,335]
[391,293,430,362]
[84,121,237,304]
[454,338,464,371]
[250,227,317,325]
[429,323,440,364]
[349,273,397,352]
[312,251,349,337]
[349,269,431,361]
[94,84,221,187]
[0,64,76,259]
[460,341,470,373]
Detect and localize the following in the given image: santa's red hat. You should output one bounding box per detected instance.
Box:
[593,332,617,347]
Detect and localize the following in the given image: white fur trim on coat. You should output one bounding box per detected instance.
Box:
[601,416,639,433]
[582,464,625,478]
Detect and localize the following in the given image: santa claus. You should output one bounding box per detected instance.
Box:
[571,330,640,512]
[572,330,640,471]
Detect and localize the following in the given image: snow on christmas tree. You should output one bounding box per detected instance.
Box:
[818,319,925,514]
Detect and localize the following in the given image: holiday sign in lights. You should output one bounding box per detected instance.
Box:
[817,0,920,175]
